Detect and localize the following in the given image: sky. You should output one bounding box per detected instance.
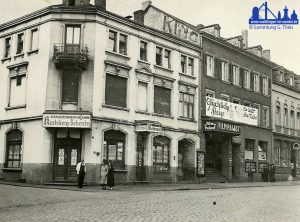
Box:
[0,0,299,74]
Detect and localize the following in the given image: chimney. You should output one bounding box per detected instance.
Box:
[242,29,248,48]
[95,0,106,9]
[63,0,90,7]
[262,50,271,60]
[142,1,152,10]
[134,10,145,24]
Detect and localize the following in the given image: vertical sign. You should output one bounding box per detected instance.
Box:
[196,151,205,177]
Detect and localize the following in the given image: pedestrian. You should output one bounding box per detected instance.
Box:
[100,159,108,190]
[107,161,115,190]
[76,158,86,188]
[270,164,276,182]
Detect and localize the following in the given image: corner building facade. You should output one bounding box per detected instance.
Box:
[0,0,200,184]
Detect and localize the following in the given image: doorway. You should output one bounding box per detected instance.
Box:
[136,133,147,181]
[232,144,240,177]
[178,139,194,181]
[54,129,82,181]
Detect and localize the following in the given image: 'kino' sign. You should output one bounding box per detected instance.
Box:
[206,96,258,126]
[43,114,92,128]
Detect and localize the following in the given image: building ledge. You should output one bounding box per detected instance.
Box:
[1,168,22,172]
[105,50,131,60]
[135,110,151,115]
[179,72,196,80]
[27,49,39,56]
[102,104,130,112]
[154,64,174,74]
[1,57,11,63]
[5,104,26,111]
[178,117,196,123]
[14,53,25,59]
[153,113,174,119]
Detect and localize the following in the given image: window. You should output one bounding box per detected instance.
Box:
[244,100,251,107]
[245,139,254,160]
[221,60,229,82]
[274,140,280,166]
[62,71,79,103]
[181,55,194,75]
[136,82,147,111]
[181,55,187,73]
[164,49,171,69]
[206,55,214,77]
[30,28,38,51]
[232,65,240,86]
[253,103,260,125]
[119,34,127,55]
[258,141,267,161]
[108,30,117,52]
[140,41,147,61]
[290,110,295,129]
[275,105,281,125]
[4,37,11,58]
[232,97,240,104]
[105,74,127,108]
[262,106,270,127]
[279,71,284,82]
[8,65,27,107]
[290,76,294,86]
[16,33,24,54]
[244,69,251,89]
[188,58,194,75]
[6,130,23,168]
[262,77,268,95]
[281,141,289,167]
[156,47,163,66]
[154,86,171,115]
[103,130,125,170]
[153,136,170,171]
[66,26,80,45]
[284,108,289,127]
[297,112,300,130]
[220,93,229,101]
[206,89,215,98]
[156,46,171,69]
[253,73,260,92]
[179,92,194,119]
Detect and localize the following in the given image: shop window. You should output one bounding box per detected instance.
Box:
[140,41,147,61]
[62,71,79,103]
[108,30,127,55]
[262,77,269,95]
[275,105,281,125]
[281,141,289,167]
[245,139,254,160]
[16,33,24,54]
[156,46,171,69]
[290,110,295,129]
[274,140,280,166]
[258,141,267,161]
[179,92,194,119]
[103,130,125,170]
[154,86,171,116]
[253,73,260,92]
[206,54,214,77]
[243,69,251,89]
[105,74,127,108]
[153,136,170,171]
[262,106,270,127]
[136,82,147,111]
[30,28,39,51]
[8,65,27,107]
[232,65,240,86]
[6,130,23,168]
[4,37,11,58]
[221,60,229,82]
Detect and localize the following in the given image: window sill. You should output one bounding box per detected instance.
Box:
[205,74,217,79]
[102,104,130,112]
[179,72,196,79]
[135,110,151,115]
[154,64,174,73]
[178,117,196,122]
[5,105,26,111]
[1,57,12,63]
[137,59,150,65]
[27,49,39,56]
[2,168,22,172]
[14,53,25,59]
[153,113,174,119]
[105,50,131,60]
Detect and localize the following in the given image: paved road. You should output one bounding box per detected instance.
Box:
[0,184,300,222]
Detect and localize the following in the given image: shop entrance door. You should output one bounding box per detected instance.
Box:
[54,129,82,181]
[136,133,146,181]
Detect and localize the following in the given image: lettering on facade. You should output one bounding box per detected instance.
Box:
[136,124,162,133]
[203,121,216,130]
[203,120,240,134]
[43,114,92,128]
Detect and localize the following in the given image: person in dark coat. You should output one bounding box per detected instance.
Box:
[107,161,115,190]
[76,159,86,188]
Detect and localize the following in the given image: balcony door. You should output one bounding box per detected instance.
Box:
[65,25,81,54]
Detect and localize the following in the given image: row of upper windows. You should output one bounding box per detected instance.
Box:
[275,105,300,129]
[205,54,270,95]
[2,28,39,59]
[108,30,196,76]
[205,89,270,127]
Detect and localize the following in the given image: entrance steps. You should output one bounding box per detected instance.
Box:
[205,167,227,183]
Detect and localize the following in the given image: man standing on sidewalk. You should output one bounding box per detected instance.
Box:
[76,159,86,188]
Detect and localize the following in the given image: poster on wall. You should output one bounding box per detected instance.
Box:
[245,161,256,173]
[196,151,205,177]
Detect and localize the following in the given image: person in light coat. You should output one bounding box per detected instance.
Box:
[100,159,108,190]
[76,159,86,188]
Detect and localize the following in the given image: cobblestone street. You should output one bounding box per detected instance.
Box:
[0,183,300,222]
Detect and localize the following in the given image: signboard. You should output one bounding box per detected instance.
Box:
[232,136,242,144]
[245,161,256,173]
[135,124,162,133]
[43,113,92,128]
[203,120,240,134]
[144,6,202,46]
[196,151,205,177]
[206,96,258,126]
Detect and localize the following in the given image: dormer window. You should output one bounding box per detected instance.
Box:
[290,76,294,86]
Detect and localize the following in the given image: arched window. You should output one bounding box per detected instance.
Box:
[284,108,288,127]
[6,129,23,168]
[297,112,300,131]
[275,106,281,125]
[103,130,125,170]
[290,110,295,129]
[153,136,170,171]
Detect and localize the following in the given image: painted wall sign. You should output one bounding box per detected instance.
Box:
[136,124,162,133]
[203,120,240,134]
[206,96,258,126]
[196,151,205,177]
[43,114,92,128]
[144,7,202,46]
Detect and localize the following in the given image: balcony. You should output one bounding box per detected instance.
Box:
[53,44,89,71]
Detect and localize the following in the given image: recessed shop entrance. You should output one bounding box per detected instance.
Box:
[178,139,195,181]
[136,133,147,181]
[54,129,82,181]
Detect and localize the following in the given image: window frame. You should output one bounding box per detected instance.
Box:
[16,32,25,55]
[181,54,195,76]
[5,130,23,168]
[205,89,215,98]
[262,76,269,95]
[105,73,128,108]
[221,59,229,82]
[108,30,128,55]
[220,93,229,101]
[262,106,270,127]
[154,85,172,116]
[253,72,260,93]
[30,28,39,51]
[139,40,148,61]
[243,68,251,89]
[155,45,172,69]
[206,54,215,77]
[4,36,12,58]
[232,64,240,86]
[152,136,170,172]
[179,92,194,119]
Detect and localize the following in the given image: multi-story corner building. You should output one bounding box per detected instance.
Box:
[272,67,300,180]
[200,29,273,182]
[0,0,201,184]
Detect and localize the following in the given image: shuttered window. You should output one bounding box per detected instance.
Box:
[154,86,171,115]
[105,74,127,108]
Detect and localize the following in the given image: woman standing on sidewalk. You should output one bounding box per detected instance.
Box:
[100,159,108,190]
[107,161,115,190]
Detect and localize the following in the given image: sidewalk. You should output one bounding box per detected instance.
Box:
[1,180,300,192]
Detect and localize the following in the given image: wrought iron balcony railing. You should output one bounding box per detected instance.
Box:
[53,44,89,70]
